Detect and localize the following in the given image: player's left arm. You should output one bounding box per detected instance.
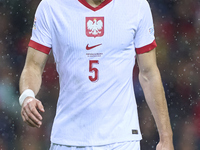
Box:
[137,48,174,150]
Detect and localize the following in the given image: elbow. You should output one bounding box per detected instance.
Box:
[138,67,161,86]
[139,72,148,84]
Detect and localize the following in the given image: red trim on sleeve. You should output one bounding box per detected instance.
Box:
[135,40,157,54]
[78,0,112,11]
[28,40,51,54]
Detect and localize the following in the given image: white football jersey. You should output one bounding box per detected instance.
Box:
[29,0,157,146]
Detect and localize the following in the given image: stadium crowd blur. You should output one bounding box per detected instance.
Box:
[0,0,199,149]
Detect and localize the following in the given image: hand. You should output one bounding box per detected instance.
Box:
[21,97,45,128]
[156,140,174,150]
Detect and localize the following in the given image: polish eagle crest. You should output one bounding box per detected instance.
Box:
[86,17,104,37]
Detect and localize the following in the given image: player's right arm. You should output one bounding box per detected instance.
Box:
[19,47,48,128]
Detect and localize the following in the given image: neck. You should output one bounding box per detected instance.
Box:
[86,0,105,6]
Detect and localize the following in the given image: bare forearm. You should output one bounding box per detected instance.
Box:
[19,48,47,128]
[139,68,172,139]
[19,47,48,95]
[19,67,42,95]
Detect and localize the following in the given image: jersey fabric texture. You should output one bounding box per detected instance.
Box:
[29,0,157,146]
[50,141,140,150]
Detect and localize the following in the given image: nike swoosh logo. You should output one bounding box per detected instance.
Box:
[86,44,102,50]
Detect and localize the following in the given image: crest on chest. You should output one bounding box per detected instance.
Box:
[86,17,104,38]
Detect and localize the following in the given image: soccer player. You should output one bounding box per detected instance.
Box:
[19,0,174,149]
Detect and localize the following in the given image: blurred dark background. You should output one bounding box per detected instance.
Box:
[0,0,200,149]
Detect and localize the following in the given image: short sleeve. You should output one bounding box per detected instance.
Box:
[28,0,52,54]
[135,0,157,54]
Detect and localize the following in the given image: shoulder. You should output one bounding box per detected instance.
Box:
[140,0,151,9]
[36,0,50,9]
[41,0,53,4]
[38,0,55,8]
[131,0,149,6]
[36,0,57,14]
[136,0,152,18]
[128,0,150,13]
[132,0,150,9]
[38,0,74,10]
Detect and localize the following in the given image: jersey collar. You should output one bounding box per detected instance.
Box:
[78,0,112,11]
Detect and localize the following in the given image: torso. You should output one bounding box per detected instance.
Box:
[31,0,155,146]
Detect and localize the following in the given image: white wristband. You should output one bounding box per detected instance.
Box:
[19,89,35,106]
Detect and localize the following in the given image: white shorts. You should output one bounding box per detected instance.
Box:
[49,141,140,150]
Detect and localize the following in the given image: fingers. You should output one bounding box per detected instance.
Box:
[22,110,40,128]
[25,105,42,127]
[28,100,43,121]
[21,98,45,128]
[36,100,45,113]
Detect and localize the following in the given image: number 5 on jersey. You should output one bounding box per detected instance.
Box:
[89,60,99,82]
